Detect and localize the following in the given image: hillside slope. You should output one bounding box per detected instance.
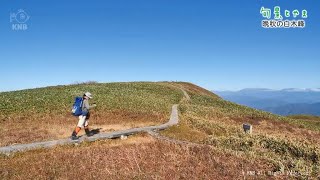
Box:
[0,82,183,146]
[1,82,320,179]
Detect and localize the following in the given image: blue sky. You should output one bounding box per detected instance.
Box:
[0,0,319,92]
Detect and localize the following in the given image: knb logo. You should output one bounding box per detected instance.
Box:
[10,9,30,31]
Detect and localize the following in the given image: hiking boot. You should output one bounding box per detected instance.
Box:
[71,131,79,140]
[70,135,79,140]
[85,131,94,137]
[84,128,94,137]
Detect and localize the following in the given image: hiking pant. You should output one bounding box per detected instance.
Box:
[77,115,89,128]
[72,112,91,136]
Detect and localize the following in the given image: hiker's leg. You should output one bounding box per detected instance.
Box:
[71,126,81,137]
[84,117,93,136]
[77,115,87,127]
[84,119,89,131]
[71,115,86,137]
[84,119,89,127]
[84,125,92,136]
[84,112,89,130]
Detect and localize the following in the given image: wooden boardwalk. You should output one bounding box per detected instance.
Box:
[0,105,179,155]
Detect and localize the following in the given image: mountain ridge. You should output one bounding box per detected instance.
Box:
[214,88,320,116]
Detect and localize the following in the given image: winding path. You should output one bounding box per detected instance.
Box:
[0,87,189,155]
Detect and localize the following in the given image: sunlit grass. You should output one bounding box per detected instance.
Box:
[0,82,183,146]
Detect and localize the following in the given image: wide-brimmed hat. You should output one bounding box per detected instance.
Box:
[84,92,93,99]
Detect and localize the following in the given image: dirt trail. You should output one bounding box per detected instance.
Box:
[0,86,189,155]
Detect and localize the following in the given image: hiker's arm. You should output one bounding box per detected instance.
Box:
[83,100,90,111]
[89,103,97,109]
[83,100,96,111]
[86,100,97,109]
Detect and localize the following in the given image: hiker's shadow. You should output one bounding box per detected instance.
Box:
[90,128,102,135]
[76,128,102,139]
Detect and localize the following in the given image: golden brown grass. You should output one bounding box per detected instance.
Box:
[0,134,277,180]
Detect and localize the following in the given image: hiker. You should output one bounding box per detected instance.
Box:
[71,92,97,140]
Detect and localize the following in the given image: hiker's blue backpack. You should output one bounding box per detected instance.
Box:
[72,97,83,116]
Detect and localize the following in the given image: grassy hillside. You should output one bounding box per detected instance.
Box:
[163,82,320,178]
[1,82,320,179]
[0,82,183,146]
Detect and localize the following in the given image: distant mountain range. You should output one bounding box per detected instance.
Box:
[214,88,320,116]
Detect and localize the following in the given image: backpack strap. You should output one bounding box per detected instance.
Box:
[80,97,84,109]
